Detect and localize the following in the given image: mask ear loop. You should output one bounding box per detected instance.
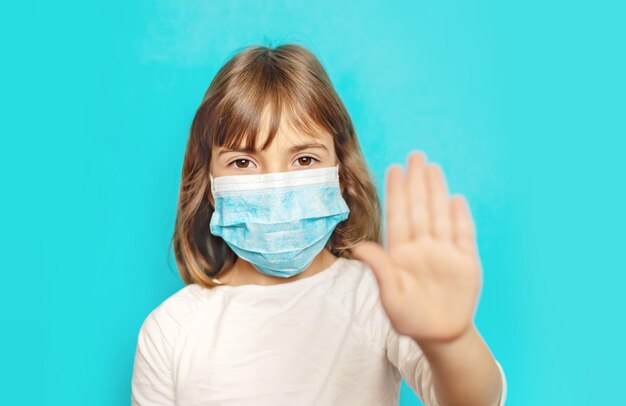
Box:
[336,163,344,192]
[208,173,214,207]
[208,171,225,286]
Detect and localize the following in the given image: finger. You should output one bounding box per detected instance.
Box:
[351,240,401,296]
[406,150,429,240]
[386,164,411,249]
[426,164,452,240]
[451,194,477,256]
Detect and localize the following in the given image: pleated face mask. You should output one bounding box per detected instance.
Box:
[209,165,350,278]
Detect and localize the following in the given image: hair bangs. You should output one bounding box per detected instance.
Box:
[209,68,331,154]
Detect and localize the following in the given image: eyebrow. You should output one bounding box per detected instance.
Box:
[218,142,328,156]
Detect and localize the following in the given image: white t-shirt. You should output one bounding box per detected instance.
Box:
[131,256,507,405]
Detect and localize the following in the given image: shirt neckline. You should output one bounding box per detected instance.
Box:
[208,257,347,293]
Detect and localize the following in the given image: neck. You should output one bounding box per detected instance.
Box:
[216,248,338,287]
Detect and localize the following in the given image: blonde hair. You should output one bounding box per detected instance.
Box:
[170,43,382,288]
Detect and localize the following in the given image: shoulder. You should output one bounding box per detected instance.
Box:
[332,256,381,309]
[333,256,378,288]
[137,284,209,347]
[330,257,389,350]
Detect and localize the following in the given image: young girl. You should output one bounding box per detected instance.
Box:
[131,44,507,406]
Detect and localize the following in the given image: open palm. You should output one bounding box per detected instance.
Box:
[352,151,483,343]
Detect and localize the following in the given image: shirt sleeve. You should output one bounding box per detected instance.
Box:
[131,309,177,405]
[386,326,508,406]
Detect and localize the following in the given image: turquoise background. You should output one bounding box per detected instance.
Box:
[2,1,624,404]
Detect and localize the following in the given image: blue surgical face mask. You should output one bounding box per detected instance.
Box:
[209,165,350,278]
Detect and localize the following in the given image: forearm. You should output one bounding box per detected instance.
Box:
[412,324,503,406]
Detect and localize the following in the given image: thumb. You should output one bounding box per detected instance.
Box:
[351,240,397,295]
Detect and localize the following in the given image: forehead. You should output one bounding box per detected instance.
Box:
[260,122,331,150]
[217,103,333,152]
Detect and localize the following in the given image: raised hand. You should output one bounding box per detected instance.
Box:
[352,151,483,343]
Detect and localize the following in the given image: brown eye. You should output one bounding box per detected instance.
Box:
[295,156,317,166]
[232,159,254,169]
